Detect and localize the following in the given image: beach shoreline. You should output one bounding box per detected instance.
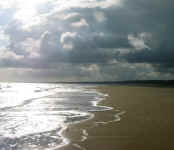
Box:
[58,85,125,150]
[58,85,174,150]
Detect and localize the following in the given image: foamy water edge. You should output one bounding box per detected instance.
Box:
[57,89,114,149]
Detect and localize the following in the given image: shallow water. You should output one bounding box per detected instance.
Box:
[0,83,111,150]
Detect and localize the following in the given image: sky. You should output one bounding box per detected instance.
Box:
[0,0,173,82]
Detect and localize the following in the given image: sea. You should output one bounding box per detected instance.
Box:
[0,82,111,150]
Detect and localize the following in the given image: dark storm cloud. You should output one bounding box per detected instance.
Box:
[119,0,174,73]
[0,0,174,81]
[58,0,174,72]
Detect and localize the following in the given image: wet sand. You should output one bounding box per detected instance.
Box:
[59,85,174,150]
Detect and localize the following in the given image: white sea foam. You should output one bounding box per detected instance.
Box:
[81,129,88,142]
[96,110,126,125]
[0,82,113,150]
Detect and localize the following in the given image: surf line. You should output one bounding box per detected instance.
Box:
[95,110,126,125]
[56,89,118,149]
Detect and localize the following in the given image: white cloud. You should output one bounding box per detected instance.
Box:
[20,38,41,58]
[63,12,80,20]
[1,0,120,32]
[128,33,151,50]
[21,38,40,52]
[80,64,103,81]
[41,31,51,39]
[60,32,77,50]
[14,7,43,31]
[10,0,48,30]
[81,64,100,72]
[94,11,106,22]
[60,32,77,44]
[0,1,15,9]
[52,0,120,11]
[0,47,24,60]
[0,29,10,48]
[71,18,88,27]
[63,43,73,50]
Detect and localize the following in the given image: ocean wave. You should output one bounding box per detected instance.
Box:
[0,83,111,149]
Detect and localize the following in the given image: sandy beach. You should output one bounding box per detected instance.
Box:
[59,85,174,150]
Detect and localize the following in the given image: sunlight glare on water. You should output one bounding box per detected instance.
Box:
[0,82,109,150]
